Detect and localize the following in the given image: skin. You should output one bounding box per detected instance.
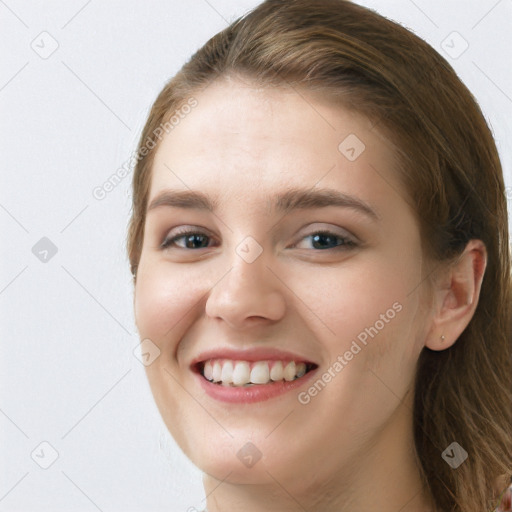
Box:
[133,76,486,512]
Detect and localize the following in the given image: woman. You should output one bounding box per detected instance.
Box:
[127,1,512,510]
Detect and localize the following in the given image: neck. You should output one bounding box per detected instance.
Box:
[202,389,436,512]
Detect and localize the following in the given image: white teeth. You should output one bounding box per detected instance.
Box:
[283,361,296,381]
[221,360,233,385]
[201,359,311,387]
[212,361,222,382]
[270,361,284,381]
[296,362,306,378]
[232,361,251,386]
[204,360,213,381]
[250,361,270,384]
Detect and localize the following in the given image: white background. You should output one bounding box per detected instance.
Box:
[1,1,511,511]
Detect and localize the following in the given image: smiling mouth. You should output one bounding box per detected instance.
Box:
[195,359,318,387]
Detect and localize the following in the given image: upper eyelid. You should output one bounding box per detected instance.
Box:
[162,223,355,239]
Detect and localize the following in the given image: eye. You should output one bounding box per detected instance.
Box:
[160,228,214,250]
[160,228,356,251]
[293,230,356,250]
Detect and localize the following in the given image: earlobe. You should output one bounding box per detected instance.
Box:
[425,240,487,352]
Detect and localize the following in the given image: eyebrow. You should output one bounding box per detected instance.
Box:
[146,187,379,220]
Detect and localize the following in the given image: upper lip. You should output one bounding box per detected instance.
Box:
[190,347,319,371]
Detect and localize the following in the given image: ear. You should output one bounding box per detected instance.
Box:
[425,239,487,351]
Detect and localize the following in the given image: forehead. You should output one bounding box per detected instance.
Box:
[149,79,405,212]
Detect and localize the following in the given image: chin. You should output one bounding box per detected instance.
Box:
[179,428,301,485]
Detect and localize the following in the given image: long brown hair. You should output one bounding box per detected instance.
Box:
[127,1,512,509]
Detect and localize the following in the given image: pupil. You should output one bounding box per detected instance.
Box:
[186,234,208,249]
[312,233,338,249]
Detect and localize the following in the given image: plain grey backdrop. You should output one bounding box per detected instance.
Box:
[1,1,511,511]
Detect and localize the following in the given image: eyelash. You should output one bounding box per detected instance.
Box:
[159,228,357,251]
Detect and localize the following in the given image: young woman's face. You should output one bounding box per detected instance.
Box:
[134,78,433,493]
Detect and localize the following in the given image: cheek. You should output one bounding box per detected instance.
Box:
[134,261,202,342]
[298,251,423,368]
[301,254,412,325]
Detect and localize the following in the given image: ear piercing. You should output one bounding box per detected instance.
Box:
[440,335,446,342]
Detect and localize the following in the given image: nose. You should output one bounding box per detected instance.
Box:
[205,248,286,330]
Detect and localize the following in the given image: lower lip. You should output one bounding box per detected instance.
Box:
[194,368,318,404]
